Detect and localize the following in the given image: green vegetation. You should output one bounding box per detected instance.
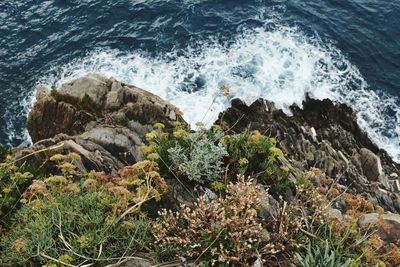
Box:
[0,122,399,266]
[152,177,262,265]
[115,114,130,127]
[295,242,352,267]
[0,152,166,266]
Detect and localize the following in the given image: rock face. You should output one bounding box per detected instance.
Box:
[23,76,400,212]
[23,74,185,173]
[28,74,183,143]
[217,95,400,212]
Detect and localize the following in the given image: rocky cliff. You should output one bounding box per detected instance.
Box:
[19,75,400,212]
[21,74,185,173]
[217,96,400,212]
[5,74,400,266]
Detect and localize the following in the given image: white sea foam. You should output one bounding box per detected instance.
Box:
[37,26,400,162]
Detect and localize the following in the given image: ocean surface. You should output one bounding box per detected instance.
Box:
[0,0,399,161]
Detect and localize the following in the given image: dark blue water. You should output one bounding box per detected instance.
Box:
[0,0,399,160]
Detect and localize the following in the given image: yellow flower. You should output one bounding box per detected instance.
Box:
[173,120,182,127]
[173,129,188,139]
[250,130,263,143]
[45,175,67,184]
[11,171,33,181]
[133,160,151,170]
[67,152,81,161]
[59,162,76,175]
[212,124,222,132]
[58,254,73,264]
[238,158,249,167]
[269,137,277,145]
[147,153,160,161]
[5,154,12,162]
[221,136,229,148]
[2,187,11,194]
[139,145,153,155]
[77,235,91,249]
[145,130,158,141]
[50,154,66,162]
[269,147,284,159]
[153,122,165,129]
[211,181,226,191]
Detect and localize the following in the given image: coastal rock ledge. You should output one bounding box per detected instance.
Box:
[18,74,400,212]
[24,74,185,172]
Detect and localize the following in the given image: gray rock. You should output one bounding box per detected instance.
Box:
[60,74,110,106]
[325,208,343,221]
[358,212,400,243]
[258,189,280,222]
[360,148,383,181]
[216,97,400,212]
[23,75,189,174]
[106,90,121,110]
[120,257,152,267]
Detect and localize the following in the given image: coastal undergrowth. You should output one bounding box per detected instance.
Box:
[0,120,399,266]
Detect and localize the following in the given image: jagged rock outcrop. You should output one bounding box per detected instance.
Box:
[20,74,185,173]
[217,95,400,212]
[27,74,184,143]
[21,75,400,213]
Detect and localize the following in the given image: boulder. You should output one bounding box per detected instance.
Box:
[358,213,400,243]
[27,74,185,143]
[360,148,383,181]
[27,88,94,142]
[258,188,280,223]
[21,75,187,173]
[60,74,109,106]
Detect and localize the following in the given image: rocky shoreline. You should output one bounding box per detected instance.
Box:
[5,74,400,266]
[20,75,400,212]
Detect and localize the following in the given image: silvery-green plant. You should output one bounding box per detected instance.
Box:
[295,242,352,267]
[168,131,228,183]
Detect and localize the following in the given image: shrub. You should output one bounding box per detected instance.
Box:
[142,123,288,192]
[167,131,228,183]
[223,130,292,196]
[0,157,34,225]
[152,176,263,265]
[0,154,167,266]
